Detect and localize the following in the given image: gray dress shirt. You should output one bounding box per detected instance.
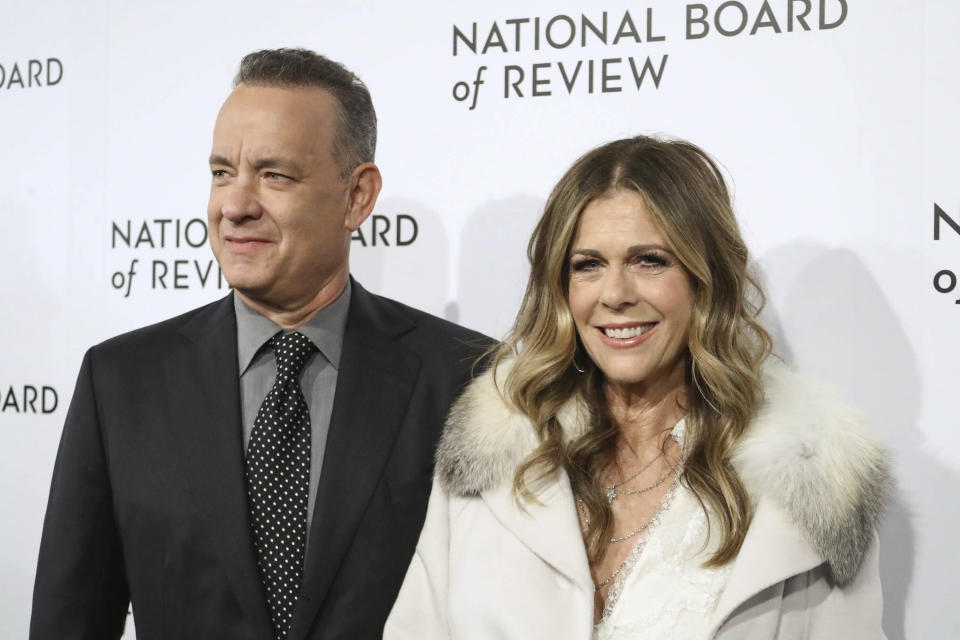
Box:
[233,281,351,548]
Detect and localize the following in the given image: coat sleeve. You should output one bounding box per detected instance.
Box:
[30,349,130,640]
[384,476,454,639]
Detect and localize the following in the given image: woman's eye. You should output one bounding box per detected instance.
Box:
[570,259,600,272]
[635,252,668,267]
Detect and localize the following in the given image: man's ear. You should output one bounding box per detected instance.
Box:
[344,162,382,231]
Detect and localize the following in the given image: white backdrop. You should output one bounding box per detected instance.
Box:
[2,1,958,638]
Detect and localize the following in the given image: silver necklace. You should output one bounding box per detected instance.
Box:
[602,450,664,503]
[606,466,674,504]
[574,478,667,587]
[608,518,653,544]
[604,466,675,543]
[589,459,685,592]
[593,483,674,590]
[596,556,630,589]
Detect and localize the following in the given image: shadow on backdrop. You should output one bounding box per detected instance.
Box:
[351,196,450,320]
[454,195,543,338]
[757,242,958,640]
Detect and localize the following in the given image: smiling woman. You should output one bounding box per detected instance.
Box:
[385,135,890,640]
[567,190,694,394]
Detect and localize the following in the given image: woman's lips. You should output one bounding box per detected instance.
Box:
[595,322,657,348]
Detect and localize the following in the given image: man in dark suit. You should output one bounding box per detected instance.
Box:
[31,48,487,640]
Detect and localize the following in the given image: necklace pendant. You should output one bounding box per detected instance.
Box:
[606,487,617,503]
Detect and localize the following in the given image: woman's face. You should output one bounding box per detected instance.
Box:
[567,190,694,392]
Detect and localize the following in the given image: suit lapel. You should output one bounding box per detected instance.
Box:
[169,294,274,637]
[481,470,595,595]
[288,282,420,639]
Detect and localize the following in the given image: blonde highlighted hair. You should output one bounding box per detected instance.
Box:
[492,135,772,565]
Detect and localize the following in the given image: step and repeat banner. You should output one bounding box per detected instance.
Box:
[2,1,957,637]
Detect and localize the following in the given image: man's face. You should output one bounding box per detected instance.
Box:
[208,84,352,309]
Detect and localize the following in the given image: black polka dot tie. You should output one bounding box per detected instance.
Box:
[246,331,317,639]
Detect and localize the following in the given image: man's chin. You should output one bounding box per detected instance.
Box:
[219,263,268,293]
[230,282,270,299]
[226,278,274,304]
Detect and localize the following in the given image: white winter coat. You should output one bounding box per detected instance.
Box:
[385,364,889,639]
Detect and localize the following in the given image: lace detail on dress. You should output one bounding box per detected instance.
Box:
[593,485,733,640]
[599,470,683,623]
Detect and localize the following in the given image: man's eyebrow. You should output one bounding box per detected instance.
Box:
[250,156,303,173]
[208,154,305,175]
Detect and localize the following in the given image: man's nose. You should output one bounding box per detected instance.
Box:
[599,267,637,311]
[219,178,263,222]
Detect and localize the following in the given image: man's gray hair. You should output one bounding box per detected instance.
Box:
[234,48,377,178]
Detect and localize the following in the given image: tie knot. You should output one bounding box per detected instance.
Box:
[268,331,317,381]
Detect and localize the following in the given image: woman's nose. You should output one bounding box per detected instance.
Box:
[599,267,637,311]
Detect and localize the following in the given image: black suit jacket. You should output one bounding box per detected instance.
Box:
[31,281,489,640]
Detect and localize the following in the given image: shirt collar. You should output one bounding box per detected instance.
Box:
[233,279,352,376]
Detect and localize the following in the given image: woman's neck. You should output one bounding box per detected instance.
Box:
[604,373,688,452]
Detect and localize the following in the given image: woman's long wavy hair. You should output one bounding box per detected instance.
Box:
[492,135,772,565]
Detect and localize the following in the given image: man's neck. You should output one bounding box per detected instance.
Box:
[235,274,348,330]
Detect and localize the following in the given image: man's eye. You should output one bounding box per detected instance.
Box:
[264,172,290,181]
[211,169,228,179]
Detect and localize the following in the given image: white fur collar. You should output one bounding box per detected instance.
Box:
[435,361,890,585]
